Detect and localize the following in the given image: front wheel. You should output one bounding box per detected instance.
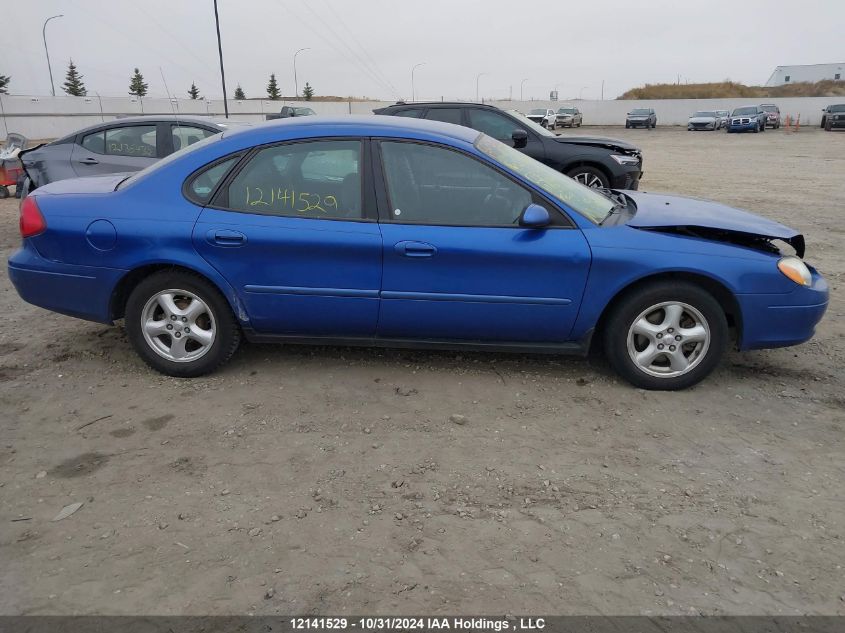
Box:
[567,165,609,189]
[125,271,241,377]
[602,282,727,390]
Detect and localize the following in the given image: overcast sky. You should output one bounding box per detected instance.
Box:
[4,0,843,101]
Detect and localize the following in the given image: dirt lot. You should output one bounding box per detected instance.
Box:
[1,126,843,616]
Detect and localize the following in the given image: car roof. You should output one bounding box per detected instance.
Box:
[51,115,247,144]
[221,114,481,145]
[379,101,490,109]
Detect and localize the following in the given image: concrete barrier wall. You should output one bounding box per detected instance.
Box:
[1,94,841,140]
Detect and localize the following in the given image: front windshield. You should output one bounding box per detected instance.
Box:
[294,108,314,115]
[732,107,757,115]
[118,132,222,189]
[529,109,546,115]
[761,105,777,112]
[693,111,715,117]
[829,104,845,113]
[506,110,556,137]
[558,108,575,114]
[630,109,651,115]
[475,133,613,224]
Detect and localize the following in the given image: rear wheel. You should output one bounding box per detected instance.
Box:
[125,271,241,377]
[567,165,608,189]
[602,281,727,390]
[0,186,8,199]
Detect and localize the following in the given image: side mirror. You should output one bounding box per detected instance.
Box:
[519,204,551,229]
[511,129,528,148]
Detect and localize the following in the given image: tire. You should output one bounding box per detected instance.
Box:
[760,122,765,132]
[820,116,826,129]
[0,186,8,199]
[625,122,630,129]
[125,270,241,377]
[602,281,728,390]
[566,165,609,189]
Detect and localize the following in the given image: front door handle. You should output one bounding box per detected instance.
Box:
[395,241,437,258]
[207,229,247,247]
[78,157,99,165]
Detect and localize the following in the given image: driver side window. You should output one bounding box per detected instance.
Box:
[379,141,532,226]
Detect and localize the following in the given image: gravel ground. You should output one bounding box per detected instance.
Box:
[0,126,843,616]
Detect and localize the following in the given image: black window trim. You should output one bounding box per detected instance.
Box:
[466,107,538,145]
[205,136,377,223]
[372,137,575,229]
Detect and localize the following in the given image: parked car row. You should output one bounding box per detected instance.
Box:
[685,104,783,133]
[525,106,584,129]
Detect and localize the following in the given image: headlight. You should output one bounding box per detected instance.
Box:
[610,154,640,166]
[777,256,812,287]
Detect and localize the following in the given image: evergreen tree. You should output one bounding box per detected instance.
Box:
[128,68,148,97]
[188,82,200,100]
[234,85,246,100]
[266,73,281,100]
[61,59,87,96]
[0,74,9,94]
[302,82,314,101]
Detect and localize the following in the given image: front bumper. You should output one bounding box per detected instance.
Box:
[736,271,829,350]
[610,166,642,190]
[688,123,717,130]
[826,116,845,129]
[627,119,650,127]
[8,244,125,324]
[728,121,759,132]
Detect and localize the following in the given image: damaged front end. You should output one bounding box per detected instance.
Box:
[639,225,805,258]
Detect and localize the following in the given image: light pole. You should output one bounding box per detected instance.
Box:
[42,14,63,97]
[293,47,311,100]
[411,63,425,101]
[212,0,229,118]
[476,72,487,102]
[520,78,528,101]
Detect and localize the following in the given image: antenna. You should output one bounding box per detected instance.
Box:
[159,66,183,125]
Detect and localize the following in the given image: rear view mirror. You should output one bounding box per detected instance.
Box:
[520,204,551,228]
[511,129,528,148]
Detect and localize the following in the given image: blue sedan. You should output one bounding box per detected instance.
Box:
[8,116,828,389]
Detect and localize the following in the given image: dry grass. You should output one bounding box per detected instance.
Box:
[619,80,845,99]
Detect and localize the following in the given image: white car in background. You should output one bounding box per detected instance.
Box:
[526,108,558,129]
[687,110,722,131]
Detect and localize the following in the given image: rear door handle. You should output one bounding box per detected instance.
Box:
[78,157,99,165]
[394,241,437,258]
[207,229,247,247]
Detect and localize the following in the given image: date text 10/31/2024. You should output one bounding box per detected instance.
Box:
[289,617,548,630]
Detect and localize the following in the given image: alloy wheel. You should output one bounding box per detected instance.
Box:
[626,301,710,378]
[141,289,216,362]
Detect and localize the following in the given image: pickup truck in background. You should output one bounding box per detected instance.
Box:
[265,106,317,121]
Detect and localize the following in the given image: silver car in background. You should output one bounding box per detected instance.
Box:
[19,115,248,196]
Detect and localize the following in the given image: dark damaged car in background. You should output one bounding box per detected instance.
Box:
[374,101,643,189]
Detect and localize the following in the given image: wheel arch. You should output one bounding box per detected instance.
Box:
[109,262,249,325]
[561,160,613,184]
[591,271,743,350]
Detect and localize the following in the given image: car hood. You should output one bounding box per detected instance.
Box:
[689,117,716,123]
[624,191,805,256]
[33,173,130,195]
[552,135,639,152]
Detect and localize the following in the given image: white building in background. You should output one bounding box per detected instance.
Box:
[765,63,844,86]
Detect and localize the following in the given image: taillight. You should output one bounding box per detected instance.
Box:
[20,196,47,238]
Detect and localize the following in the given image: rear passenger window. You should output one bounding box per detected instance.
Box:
[424,108,462,125]
[393,109,423,118]
[187,156,240,204]
[171,125,217,152]
[225,140,362,220]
